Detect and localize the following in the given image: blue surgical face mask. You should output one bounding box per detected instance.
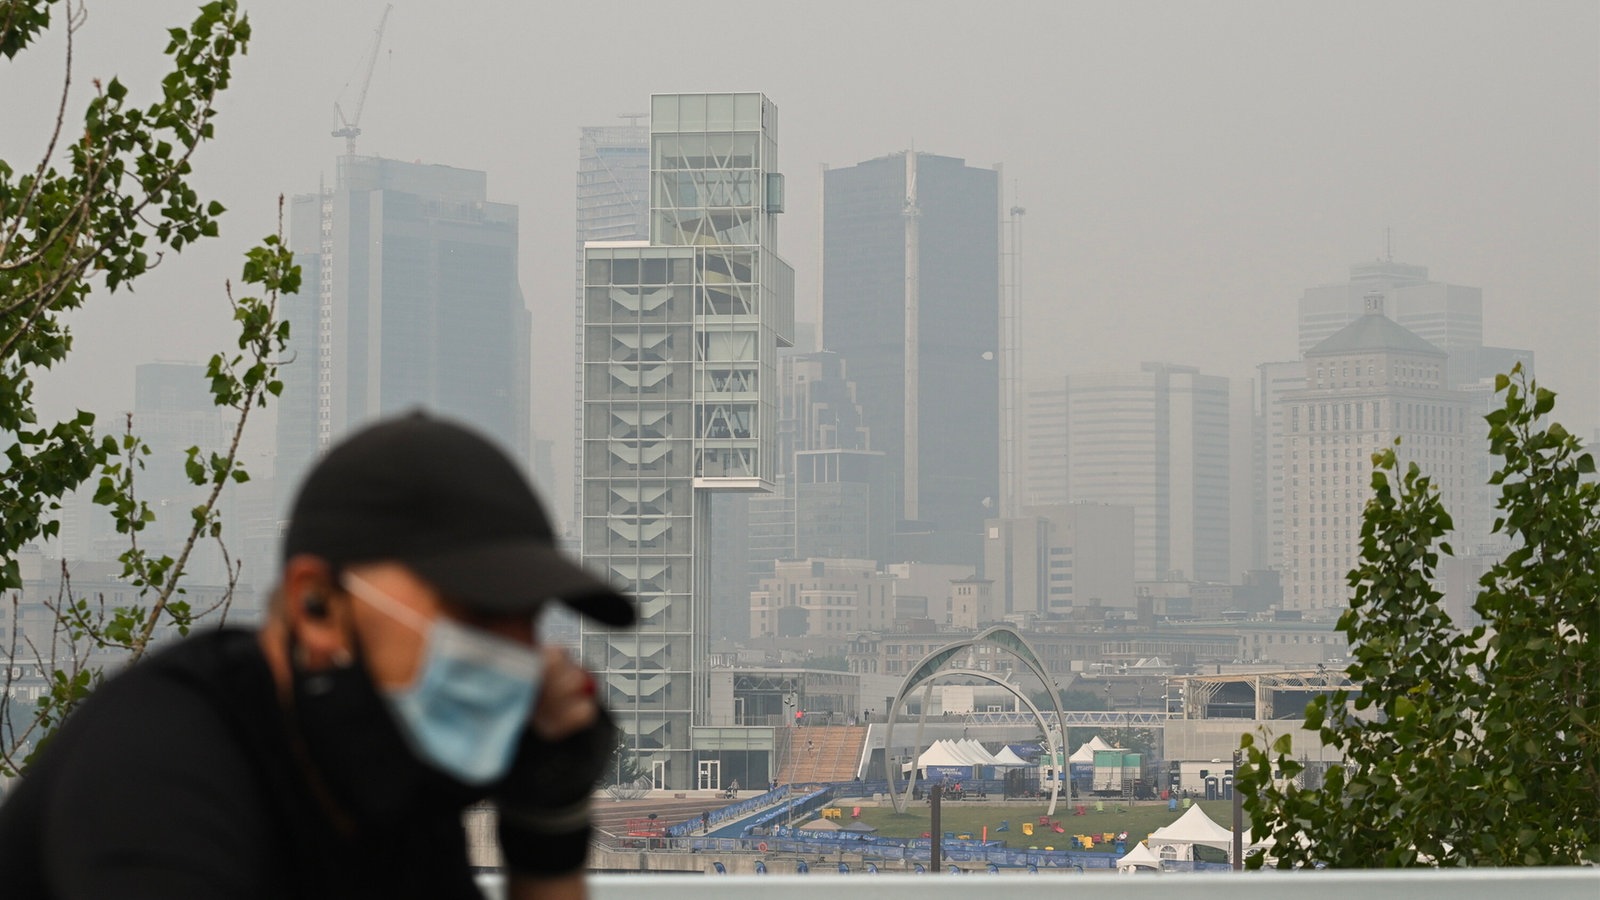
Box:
[343,573,543,785]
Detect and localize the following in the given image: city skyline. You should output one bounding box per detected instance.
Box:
[6,2,1590,534]
[8,3,1597,844]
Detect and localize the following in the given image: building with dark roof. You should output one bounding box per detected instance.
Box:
[1297,257,1533,395]
[1280,292,1470,616]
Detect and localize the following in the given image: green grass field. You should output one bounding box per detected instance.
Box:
[833,799,1236,855]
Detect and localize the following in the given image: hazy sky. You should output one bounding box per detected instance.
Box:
[6,0,1596,513]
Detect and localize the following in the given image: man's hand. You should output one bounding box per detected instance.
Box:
[530,648,601,743]
[493,650,614,879]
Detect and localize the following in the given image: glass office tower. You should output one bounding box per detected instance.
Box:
[822,152,1000,565]
[279,157,528,516]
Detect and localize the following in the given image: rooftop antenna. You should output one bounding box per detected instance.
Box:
[1385,226,1393,263]
[618,112,648,126]
[332,4,393,156]
[999,170,1025,519]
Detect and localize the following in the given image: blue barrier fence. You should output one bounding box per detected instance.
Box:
[655,778,1118,870]
[683,833,1124,870]
[775,778,1014,801]
[665,786,791,838]
[740,787,832,835]
[866,778,1029,799]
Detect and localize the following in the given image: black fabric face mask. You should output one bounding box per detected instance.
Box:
[287,633,486,829]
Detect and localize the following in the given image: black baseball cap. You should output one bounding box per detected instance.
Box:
[283,412,634,627]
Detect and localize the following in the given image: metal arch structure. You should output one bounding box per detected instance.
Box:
[888,668,1059,809]
[883,625,1067,816]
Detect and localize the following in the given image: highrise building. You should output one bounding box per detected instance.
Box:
[279,157,529,515]
[718,345,889,640]
[579,93,793,789]
[779,350,890,564]
[983,502,1135,618]
[571,123,651,533]
[1299,258,1531,390]
[575,123,651,246]
[130,363,236,586]
[1295,259,1531,561]
[1020,364,1231,583]
[1281,293,1470,616]
[794,449,891,563]
[822,152,1000,565]
[1255,360,1308,571]
[1019,380,1070,508]
[56,363,274,600]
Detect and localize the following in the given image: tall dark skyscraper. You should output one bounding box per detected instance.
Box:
[278,156,529,514]
[823,151,1000,564]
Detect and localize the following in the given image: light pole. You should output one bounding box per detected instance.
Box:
[1231,748,1243,871]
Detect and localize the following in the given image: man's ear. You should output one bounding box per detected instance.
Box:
[282,554,350,666]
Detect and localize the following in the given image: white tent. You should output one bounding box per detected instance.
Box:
[920,739,993,767]
[992,745,1029,767]
[955,739,998,765]
[925,741,966,764]
[911,740,975,771]
[1116,840,1163,873]
[1145,803,1247,862]
[1068,735,1114,764]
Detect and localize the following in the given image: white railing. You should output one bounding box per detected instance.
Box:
[478,868,1599,900]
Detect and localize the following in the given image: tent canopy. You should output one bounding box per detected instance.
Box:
[954,739,998,765]
[992,746,1029,767]
[1145,803,1248,859]
[916,740,974,767]
[1069,735,1115,764]
[915,739,997,768]
[1116,840,1163,872]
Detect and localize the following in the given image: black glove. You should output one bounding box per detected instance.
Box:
[492,708,617,877]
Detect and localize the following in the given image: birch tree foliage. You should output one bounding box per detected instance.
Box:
[1239,365,1599,867]
[1,1,296,775]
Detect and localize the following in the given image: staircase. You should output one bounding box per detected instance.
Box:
[775,726,868,785]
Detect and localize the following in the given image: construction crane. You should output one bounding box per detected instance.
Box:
[332,4,392,156]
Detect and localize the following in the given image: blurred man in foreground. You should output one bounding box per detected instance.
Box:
[0,413,633,899]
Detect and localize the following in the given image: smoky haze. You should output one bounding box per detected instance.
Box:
[4,0,1596,530]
